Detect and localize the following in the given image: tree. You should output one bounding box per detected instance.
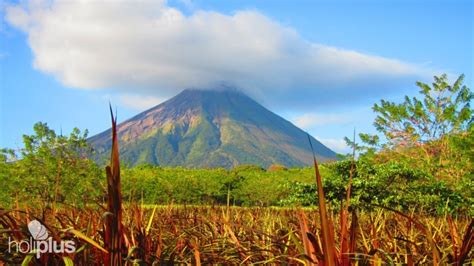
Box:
[0,148,20,206]
[349,74,473,182]
[0,122,103,207]
[371,74,472,147]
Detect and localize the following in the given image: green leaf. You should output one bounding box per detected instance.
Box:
[63,256,74,266]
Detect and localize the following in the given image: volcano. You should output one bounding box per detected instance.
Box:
[89,89,337,168]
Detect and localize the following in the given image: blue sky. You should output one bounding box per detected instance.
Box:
[0,0,472,153]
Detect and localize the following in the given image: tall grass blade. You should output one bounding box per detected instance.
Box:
[340,129,356,265]
[458,219,473,265]
[146,206,157,236]
[62,256,74,266]
[21,254,33,266]
[349,210,358,256]
[67,228,108,254]
[447,215,459,263]
[192,238,202,266]
[298,210,319,264]
[308,134,336,265]
[105,105,124,265]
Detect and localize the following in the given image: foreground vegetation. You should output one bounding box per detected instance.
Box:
[1,205,472,265]
[0,74,473,264]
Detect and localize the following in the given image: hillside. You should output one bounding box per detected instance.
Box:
[89,89,337,168]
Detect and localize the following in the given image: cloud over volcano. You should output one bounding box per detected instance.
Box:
[6,0,437,110]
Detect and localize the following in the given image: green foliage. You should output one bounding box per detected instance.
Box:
[121,166,228,204]
[0,122,103,207]
[281,159,472,215]
[322,74,474,215]
[345,74,472,163]
[120,164,316,206]
[372,74,472,146]
[1,123,471,214]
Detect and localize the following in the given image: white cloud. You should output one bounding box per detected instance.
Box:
[292,113,350,128]
[316,137,349,154]
[5,0,437,109]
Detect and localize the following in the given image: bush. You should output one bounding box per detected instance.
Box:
[280,159,473,215]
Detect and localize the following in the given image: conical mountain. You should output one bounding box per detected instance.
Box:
[89,89,337,168]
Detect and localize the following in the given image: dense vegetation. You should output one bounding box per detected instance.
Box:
[0,74,472,264]
[2,147,472,215]
[0,124,102,207]
[1,205,472,265]
[1,74,472,216]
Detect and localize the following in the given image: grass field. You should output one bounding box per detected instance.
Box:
[1,204,473,265]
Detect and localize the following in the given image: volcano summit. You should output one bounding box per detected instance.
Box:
[89,89,337,168]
